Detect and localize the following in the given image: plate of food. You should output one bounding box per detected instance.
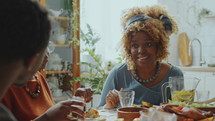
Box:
[139,100,215,121]
[168,100,215,114]
[196,107,215,114]
[158,103,214,121]
[85,107,106,121]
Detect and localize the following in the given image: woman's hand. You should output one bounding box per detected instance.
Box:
[104,88,124,109]
[75,88,93,103]
[33,97,85,121]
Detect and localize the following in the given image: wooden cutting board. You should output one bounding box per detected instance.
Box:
[178,33,192,66]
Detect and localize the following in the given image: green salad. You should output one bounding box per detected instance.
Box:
[168,100,215,107]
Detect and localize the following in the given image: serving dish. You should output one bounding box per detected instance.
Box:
[197,107,215,114]
[117,107,147,121]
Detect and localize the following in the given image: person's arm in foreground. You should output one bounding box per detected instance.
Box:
[34,88,93,121]
[33,97,85,121]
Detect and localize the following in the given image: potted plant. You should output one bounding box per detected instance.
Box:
[70,24,111,95]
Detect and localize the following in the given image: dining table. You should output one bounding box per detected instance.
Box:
[97,109,118,121]
[85,106,215,121]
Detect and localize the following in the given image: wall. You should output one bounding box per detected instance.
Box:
[80,0,157,64]
[158,0,215,67]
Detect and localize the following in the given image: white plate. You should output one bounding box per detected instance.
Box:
[85,117,106,121]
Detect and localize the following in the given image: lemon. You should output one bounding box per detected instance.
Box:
[172,90,195,102]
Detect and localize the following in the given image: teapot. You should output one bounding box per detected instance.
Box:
[47,53,63,71]
[56,34,66,44]
[161,76,200,103]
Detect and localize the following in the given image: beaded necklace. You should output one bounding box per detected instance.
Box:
[134,62,161,83]
[24,76,41,98]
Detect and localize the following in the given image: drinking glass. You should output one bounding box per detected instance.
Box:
[67,96,85,120]
[118,90,135,107]
[196,90,210,102]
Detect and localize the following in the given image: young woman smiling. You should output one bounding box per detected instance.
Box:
[99,5,183,109]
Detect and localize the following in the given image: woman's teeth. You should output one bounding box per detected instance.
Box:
[138,56,148,60]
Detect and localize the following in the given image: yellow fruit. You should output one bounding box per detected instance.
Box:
[172,90,195,102]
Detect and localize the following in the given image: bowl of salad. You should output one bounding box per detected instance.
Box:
[168,100,215,113]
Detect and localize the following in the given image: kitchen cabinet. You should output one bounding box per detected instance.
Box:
[201,72,215,98]
[202,15,215,18]
[182,69,215,100]
[39,0,80,99]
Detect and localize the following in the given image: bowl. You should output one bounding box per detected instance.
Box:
[117,107,147,121]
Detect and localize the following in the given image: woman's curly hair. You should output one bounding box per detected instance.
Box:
[120,5,178,70]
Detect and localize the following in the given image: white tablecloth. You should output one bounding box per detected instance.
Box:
[98,109,117,121]
[85,109,118,121]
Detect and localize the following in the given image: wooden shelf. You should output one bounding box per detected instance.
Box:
[40,0,80,78]
[46,70,72,74]
[49,44,71,47]
[50,16,69,21]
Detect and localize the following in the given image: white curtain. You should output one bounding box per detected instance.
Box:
[80,0,157,64]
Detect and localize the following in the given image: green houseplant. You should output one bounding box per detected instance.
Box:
[70,24,109,94]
